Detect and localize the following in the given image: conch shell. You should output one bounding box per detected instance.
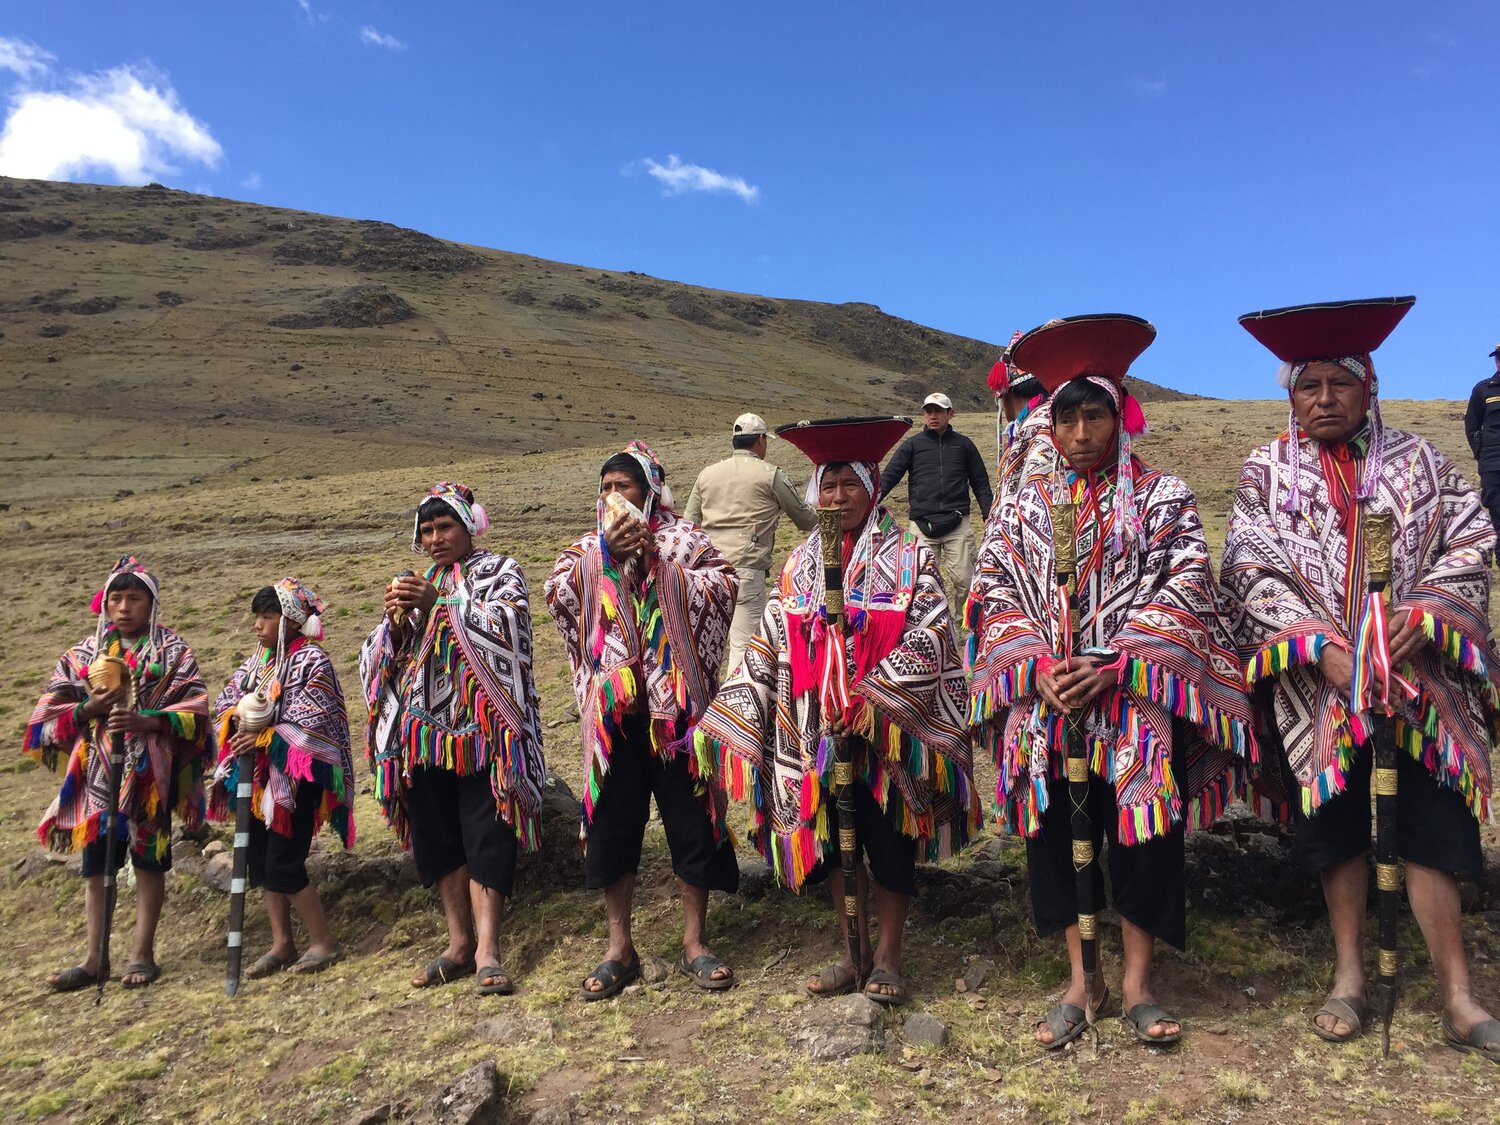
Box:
[603,490,645,528]
[234,689,275,734]
[388,569,416,630]
[86,654,128,695]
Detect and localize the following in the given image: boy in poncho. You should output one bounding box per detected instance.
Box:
[696,416,979,1006]
[546,440,740,1000]
[211,578,353,977]
[362,482,548,996]
[1224,296,1498,1060]
[968,316,1254,1049]
[26,556,210,991]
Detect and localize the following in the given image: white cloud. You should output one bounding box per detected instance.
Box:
[1129,76,1167,98]
[359,26,407,51]
[0,64,223,184]
[296,0,330,24]
[638,154,760,204]
[0,36,54,80]
[241,171,262,190]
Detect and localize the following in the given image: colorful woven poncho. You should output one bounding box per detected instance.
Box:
[545,508,737,839]
[1222,424,1499,819]
[360,550,548,851]
[968,432,1255,843]
[24,625,210,862]
[210,638,355,847]
[695,503,979,890]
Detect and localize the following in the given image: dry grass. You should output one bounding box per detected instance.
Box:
[0,177,1495,1123]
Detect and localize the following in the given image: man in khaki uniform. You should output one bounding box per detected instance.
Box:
[684,413,817,672]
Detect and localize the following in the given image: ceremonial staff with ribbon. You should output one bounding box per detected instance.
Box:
[815,503,864,990]
[1353,510,1402,1055]
[1049,492,1102,1039]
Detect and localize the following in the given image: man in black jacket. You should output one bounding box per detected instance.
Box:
[1464,340,1500,536]
[879,392,994,606]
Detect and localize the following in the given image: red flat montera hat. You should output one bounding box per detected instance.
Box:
[775,416,912,465]
[1238,296,1415,362]
[1008,314,1156,392]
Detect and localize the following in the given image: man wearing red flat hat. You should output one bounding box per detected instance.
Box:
[695,416,979,1006]
[1223,297,1499,1060]
[1464,340,1500,538]
[968,315,1254,1050]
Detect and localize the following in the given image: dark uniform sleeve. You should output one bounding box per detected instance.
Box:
[879,438,912,501]
[1466,384,1486,460]
[966,435,994,518]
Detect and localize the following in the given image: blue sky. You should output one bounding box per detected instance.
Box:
[1,2,1496,398]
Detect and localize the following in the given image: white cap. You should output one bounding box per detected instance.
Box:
[922,393,953,410]
[733,412,771,437]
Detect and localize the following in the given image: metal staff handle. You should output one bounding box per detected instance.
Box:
[1365,511,1400,1057]
[93,661,136,1006]
[224,733,257,996]
[817,506,864,990]
[1051,500,1100,1036]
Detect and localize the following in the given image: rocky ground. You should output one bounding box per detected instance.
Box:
[0,176,1495,1123]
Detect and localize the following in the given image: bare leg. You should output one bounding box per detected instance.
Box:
[264,891,298,960]
[865,881,910,999]
[1315,853,1368,1038]
[47,876,107,985]
[471,881,509,988]
[583,873,637,993]
[1034,923,1110,1044]
[409,865,475,986]
[805,865,873,992]
[1406,861,1494,1036]
[286,885,338,957]
[678,878,730,982]
[120,870,165,984]
[1121,917,1178,1038]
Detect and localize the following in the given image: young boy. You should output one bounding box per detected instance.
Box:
[211,578,353,977]
[27,556,210,991]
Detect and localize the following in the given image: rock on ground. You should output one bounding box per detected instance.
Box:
[794,993,886,1060]
[422,1061,502,1125]
[903,1013,950,1048]
[638,954,672,984]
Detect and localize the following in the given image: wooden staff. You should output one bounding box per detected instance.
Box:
[817,506,863,989]
[1364,511,1400,1057]
[1051,499,1100,1034]
[89,656,136,1006]
[223,729,258,996]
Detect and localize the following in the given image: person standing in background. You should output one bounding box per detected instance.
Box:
[1464,340,1500,536]
[879,393,993,607]
[685,413,817,673]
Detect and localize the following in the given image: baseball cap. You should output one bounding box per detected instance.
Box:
[922,393,953,410]
[733,412,771,437]
[1490,342,1499,358]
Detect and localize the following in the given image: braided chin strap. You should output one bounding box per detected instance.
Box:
[1277,354,1378,513]
[1079,376,1148,554]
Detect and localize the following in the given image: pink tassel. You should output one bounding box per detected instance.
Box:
[89,589,104,614]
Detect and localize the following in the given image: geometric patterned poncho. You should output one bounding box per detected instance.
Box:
[695,505,980,891]
[210,638,355,847]
[24,624,210,863]
[360,549,548,852]
[1222,425,1498,820]
[545,509,738,840]
[968,436,1256,844]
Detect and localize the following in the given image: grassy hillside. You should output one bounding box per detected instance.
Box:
[0,176,1493,1125]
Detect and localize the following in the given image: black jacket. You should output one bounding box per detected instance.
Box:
[1465,374,1500,471]
[879,425,993,523]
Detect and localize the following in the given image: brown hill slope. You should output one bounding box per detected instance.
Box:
[0,175,1187,504]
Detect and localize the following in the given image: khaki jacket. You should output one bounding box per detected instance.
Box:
[683,451,817,572]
